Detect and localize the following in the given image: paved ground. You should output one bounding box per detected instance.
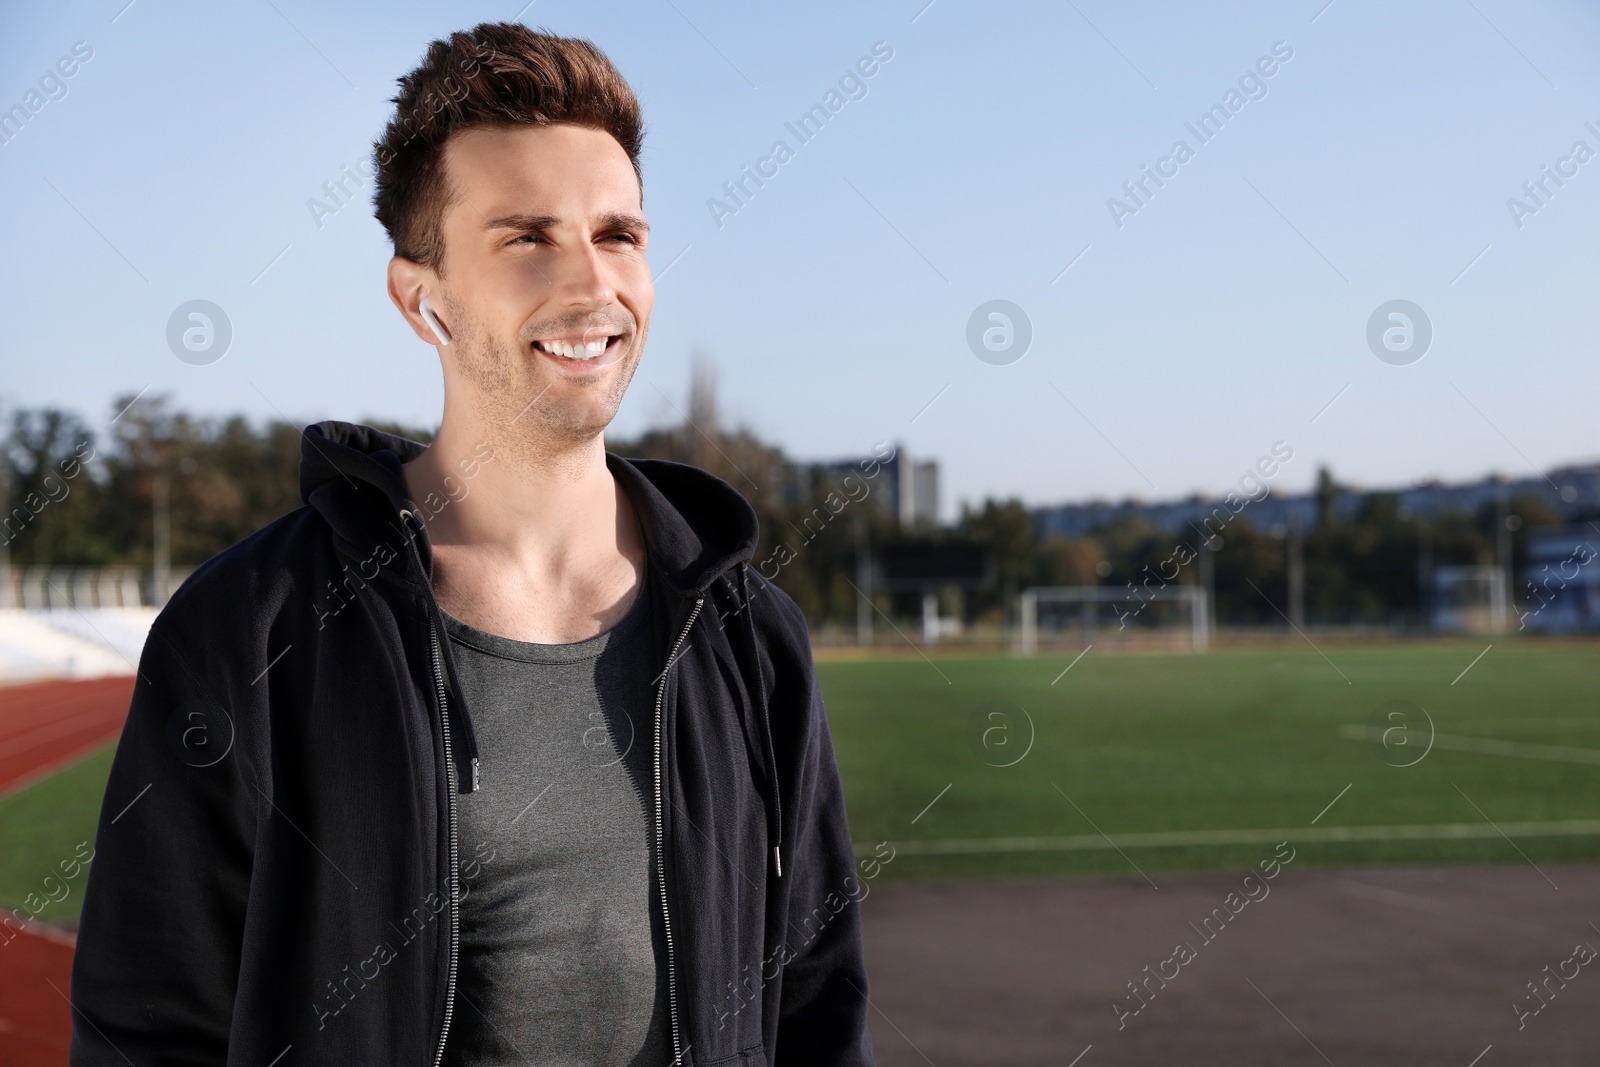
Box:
[860,863,1600,1066]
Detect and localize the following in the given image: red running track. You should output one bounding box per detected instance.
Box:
[0,676,134,799]
[0,675,133,1067]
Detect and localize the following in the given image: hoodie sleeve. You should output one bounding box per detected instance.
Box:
[757,583,875,1065]
[70,622,257,1066]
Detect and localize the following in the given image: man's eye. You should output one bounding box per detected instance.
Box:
[511,234,543,245]
[606,233,639,245]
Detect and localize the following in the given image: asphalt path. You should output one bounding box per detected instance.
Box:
[861,863,1600,1065]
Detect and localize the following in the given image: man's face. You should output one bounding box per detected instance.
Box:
[430,123,652,445]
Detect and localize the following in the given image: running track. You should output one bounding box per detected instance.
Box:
[0,676,133,1067]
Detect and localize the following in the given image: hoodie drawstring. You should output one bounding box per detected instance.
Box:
[737,563,783,879]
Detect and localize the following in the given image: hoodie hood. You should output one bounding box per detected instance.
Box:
[297,420,760,597]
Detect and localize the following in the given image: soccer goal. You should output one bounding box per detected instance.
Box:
[1432,564,1507,633]
[1017,585,1210,654]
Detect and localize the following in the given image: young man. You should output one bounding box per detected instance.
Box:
[70,23,873,1067]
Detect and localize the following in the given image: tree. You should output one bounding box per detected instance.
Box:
[958,498,1035,624]
[1314,465,1338,528]
[3,407,103,565]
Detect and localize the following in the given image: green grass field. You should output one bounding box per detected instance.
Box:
[822,638,1600,881]
[3,638,1598,926]
[0,746,114,929]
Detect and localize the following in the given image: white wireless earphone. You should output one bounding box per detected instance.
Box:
[418,295,452,346]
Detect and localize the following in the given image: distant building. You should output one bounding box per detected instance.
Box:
[817,442,939,527]
[1034,464,1600,541]
[1037,493,1317,541]
[1518,524,1600,632]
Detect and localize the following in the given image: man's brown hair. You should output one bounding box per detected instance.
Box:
[372,22,645,274]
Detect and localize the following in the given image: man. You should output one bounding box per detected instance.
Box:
[70,22,873,1066]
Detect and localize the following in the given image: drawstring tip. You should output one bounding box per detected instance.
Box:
[772,846,782,878]
[469,757,481,792]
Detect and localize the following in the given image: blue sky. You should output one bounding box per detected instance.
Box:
[3,0,1597,521]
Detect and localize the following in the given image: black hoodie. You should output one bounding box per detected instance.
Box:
[69,421,875,1067]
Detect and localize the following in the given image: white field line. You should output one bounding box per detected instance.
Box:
[1339,725,1600,766]
[859,819,1600,857]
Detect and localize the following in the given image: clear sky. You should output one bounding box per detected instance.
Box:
[3,0,1597,521]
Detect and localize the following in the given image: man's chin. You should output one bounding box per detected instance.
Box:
[497,385,628,448]
[460,335,638,447]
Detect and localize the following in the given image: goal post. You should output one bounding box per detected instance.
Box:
[1017,585,1209,654]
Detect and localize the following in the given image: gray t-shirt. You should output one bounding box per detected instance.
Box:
[438,582,670,1067]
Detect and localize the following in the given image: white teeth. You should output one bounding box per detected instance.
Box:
[536,337,612,361]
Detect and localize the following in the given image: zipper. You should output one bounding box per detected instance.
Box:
[429,622,461,1067]
[656,595,703,1066]
[398,506,466,1067]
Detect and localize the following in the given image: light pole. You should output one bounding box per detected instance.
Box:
[1494,491,1513,632]
[1418,521,1434,631]
[855,518,872,647]
[153,469,171,606]
[1287,511,1305,629]
[0,432,10,609]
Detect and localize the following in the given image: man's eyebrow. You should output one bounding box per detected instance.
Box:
[480,212,649,234]
[596,212,650,234]
[481,213,559,232]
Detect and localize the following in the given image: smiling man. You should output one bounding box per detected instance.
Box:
[70,23,873,1067]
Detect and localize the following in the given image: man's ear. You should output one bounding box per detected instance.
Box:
[388,257,451,347]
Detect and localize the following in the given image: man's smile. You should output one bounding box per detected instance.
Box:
[533,332,623,362]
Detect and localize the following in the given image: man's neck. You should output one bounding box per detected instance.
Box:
[401,421,646,644]
[405,421,613,553]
